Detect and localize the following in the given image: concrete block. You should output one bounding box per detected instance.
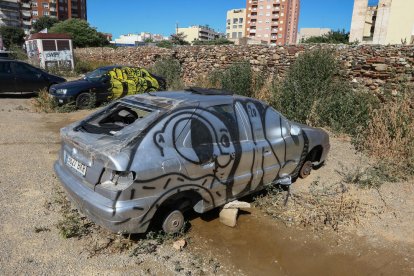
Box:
[219,208,238,228]
[223,200,251,209]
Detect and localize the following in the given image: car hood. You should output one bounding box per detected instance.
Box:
[52,79,98,90]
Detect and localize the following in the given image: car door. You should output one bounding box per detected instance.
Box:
[238,100,281,190]
[0,61,15,93]
[11,62,49,92]
[264,107,305,177]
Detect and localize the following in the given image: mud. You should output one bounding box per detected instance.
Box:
[189,208,413,275]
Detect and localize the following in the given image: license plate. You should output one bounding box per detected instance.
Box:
[66,155,87,176]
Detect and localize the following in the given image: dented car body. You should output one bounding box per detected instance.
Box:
[54,88,330,233]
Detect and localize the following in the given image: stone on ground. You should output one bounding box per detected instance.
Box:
[219,208,238,227]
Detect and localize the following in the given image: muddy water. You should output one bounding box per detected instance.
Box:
[189,209,411,275]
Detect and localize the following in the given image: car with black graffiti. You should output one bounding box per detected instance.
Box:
[49,65,166,108]
[54,88,330,234]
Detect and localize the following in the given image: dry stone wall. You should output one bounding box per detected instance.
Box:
[74,45,414,91]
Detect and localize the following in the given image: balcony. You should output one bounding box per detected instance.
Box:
[50,7,56,12]
[23,20,31,26]
[22,11,31,17]
[21,3,31,9]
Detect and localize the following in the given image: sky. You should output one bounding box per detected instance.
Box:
[87,0,356,39]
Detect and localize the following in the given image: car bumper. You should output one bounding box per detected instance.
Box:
[49,93,75,105]
[54,161,150,233]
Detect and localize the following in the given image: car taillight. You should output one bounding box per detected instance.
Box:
[99,168,135,191]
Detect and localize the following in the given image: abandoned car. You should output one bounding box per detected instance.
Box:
[54,88,330,234]
[49,65,166,108]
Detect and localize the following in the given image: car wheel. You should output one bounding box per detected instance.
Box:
[299,160,313,179]
[161,209,185,234]
[76,92,93,109]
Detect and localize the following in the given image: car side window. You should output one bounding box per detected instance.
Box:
[207,104,237,140]
[265,107,290,140]
[12,62,41,75]
[0,62,11,74]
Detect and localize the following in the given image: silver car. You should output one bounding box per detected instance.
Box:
[54,88,330,234]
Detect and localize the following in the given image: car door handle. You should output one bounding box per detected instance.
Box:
[264,150,272,156]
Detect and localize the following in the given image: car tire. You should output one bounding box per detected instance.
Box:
[161,209,185,234]
[76,92,93,109]
[299,160,313,179]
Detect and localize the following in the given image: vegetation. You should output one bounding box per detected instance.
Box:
[7,44,28,61]
[151,57,184,90]
[50,19,109,48]
[0,26,25,49]
[156,40,173,49]
[193,38,234,45]
[32,16,59,33]
[169,32,190,46]
[301,29,350,44]
[273,49,378,136]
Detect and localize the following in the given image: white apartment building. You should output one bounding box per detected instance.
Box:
[226,9,246,42]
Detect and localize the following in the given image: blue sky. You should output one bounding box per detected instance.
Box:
[87,0,355,39]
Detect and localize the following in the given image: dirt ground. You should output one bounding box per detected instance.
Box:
[0,96,413,275]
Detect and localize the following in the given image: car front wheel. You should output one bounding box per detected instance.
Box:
[76,92,94,109]
[299,160,313,179]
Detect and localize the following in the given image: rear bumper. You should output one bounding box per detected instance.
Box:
[54,161,150,233]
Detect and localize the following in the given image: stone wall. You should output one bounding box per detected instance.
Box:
[74,44,414,91]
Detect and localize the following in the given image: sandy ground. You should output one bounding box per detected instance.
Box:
[0,97,413,275]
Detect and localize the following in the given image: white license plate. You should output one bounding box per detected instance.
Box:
[66,155,87,176]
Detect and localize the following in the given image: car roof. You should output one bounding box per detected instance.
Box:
[125,88,254,109]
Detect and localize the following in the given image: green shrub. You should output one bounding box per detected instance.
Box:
[151,57,184,90]
[74,57,111,74]
[274,49,378,137]
[220,62,253,97]
[8,44,28,61]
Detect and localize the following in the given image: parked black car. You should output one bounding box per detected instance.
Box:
[49,65,166,109]
[0,59,66,93]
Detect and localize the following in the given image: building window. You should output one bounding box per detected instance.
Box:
[239,18,243,23]
[238,32,242,38]
[278,34,283,38]
[32,11,38,16]
[57,40,70,50]
[32,2,38,7]
[233,18,238,24]
[232,32,237,39]
[233,25,237,29]
[43,11,49,16]
[42,40,56,51]
[42,2,49,8]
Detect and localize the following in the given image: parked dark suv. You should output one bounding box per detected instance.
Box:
[0,59,66,93]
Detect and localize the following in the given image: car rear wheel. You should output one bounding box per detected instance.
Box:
[161,209,185,234]
[299,160,313,179]
[76,92,93,109]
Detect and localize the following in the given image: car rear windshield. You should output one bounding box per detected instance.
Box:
[78,102,156,135]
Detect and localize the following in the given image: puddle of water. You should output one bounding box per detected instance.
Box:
[189,209,411,275]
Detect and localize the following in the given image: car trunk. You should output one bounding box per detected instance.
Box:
[58,96,180,189]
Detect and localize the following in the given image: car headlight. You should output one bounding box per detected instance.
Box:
[55,89,68,95]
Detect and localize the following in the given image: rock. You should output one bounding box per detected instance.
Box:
[173,239,186,251]
[374,64,388,71]
[219,208,238,227]
[223,200,251,209]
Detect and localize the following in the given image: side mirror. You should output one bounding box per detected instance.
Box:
[290,125,302,136]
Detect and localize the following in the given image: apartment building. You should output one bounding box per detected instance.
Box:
[349,0,414,44]
[0,0,87,34]
[177,25,220,44]
[226,9,246,42]
[245,0,300,45]
[0,0,21,28]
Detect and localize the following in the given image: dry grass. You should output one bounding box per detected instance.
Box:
[254,181,369,232]
[356,94,414,179]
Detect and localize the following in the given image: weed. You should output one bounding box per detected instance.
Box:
[255,181,363,232]
[74,57,112,74]
[338,164,399,189]
[151,57,184,90]
[220,61,253,97]
[34,226,50,233]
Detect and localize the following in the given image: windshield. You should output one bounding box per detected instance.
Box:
[84,68,111,82]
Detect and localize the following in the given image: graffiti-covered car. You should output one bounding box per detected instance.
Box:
[49,65,166,108]
[54,88,330,234]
